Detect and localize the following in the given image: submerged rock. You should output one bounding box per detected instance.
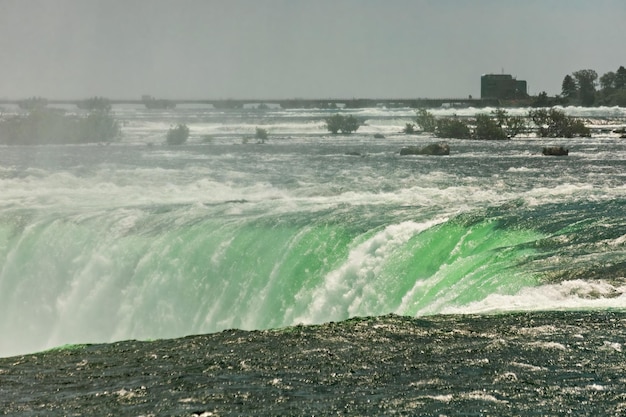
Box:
[542,146,569,156]
[400,142,450,156]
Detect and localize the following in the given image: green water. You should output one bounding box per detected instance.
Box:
[0,202,552,358]
[1,106,626,358]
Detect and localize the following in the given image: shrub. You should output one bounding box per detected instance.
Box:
[415,109,437,133]
[436,117,471,139]
[0,108,119,145]
[340,115,360,134]
[166,124,190,145]
[255,127,268,143]
[78,109,120,142]
[325,114,343,134]
[528,109,590,138]
[325,114,361,134]
[506,116,527,137]
[402,123,416,134]
[473,113,507,140]
[17,96,48,110]
[78,96,111,111]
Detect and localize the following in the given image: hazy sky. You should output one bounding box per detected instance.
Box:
[1,0,624,100]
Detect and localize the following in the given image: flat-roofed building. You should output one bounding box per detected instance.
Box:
[481,74,527,99]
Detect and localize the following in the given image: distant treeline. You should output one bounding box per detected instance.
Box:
[533,66,626,107]
[0,107,119,145]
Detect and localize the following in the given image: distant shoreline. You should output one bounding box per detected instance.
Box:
[0,97,508,110]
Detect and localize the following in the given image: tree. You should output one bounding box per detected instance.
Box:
[473,114,507,140]
[0,107,120,144]
[506,116,526,138]
[324,114,360,134]
[78,96,111,111]
[532,91,550,107]
[615,66,626,89]
[491,109,508,127]
[78,109,120,142]
[340,115,361,134]
[325,114,343,134]
[166,124,189,145]
[561,75,577,100]
[572,69,598,106]
[402,123,416,134]
[255,127,268,143]
[600,71,616,91]
[415,109,436,133]
[528,109,589,138]
[435,117,470,139]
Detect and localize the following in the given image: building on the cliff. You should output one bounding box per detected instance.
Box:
[481,74,527,99]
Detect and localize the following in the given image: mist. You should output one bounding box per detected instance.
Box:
[1,0,624,99]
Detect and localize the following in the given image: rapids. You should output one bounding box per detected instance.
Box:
[1,104,625,357]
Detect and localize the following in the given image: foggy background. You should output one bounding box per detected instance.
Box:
[0,0,624,100]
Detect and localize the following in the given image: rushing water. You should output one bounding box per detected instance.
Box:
[0,104,625,360]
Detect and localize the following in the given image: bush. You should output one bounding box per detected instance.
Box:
[17,96,48,110]
[325,114,361,134]
[0,108,119,145]
[255,127,268,143]
[436,117,471,139]
[166,124,190,145]
[528,109,590,138]
[506,116,527,137]
[415,109,436,133]
[78,96,111,111]
[78,109,120,142]
[473,114,507,140]
[402,123,416,134]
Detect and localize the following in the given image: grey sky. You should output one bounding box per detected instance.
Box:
[1,0,624,100]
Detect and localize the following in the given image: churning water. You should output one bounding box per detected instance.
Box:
[1,104,625,359]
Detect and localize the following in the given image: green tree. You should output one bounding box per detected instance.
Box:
[600,71,616,91]
[17,96,48,110]
[505,116,526,138]
[528,109,589,138]
[615,66,626,89]
[415,109,436,133]
[491,109,508,127]
[572,69,598,106]
[324,114,360,134]
[402,123,416,134]
[532,91,550,107]
[561,75,577,100]
[78,96,111,111]
[78,109,120,142]
[255,127,268,143]
[473,114,507,140]
[325,114,343,134]
[0,107,120,145]
[436,117,470,139]
[340,115,361,134]
[166,124,189,145]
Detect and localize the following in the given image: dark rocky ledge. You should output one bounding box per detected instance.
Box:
[1,311,625,416]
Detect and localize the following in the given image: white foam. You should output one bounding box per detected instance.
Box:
[441,279,626,315]
[290,218,448,325]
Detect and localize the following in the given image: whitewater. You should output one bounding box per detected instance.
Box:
[1,104,626,359]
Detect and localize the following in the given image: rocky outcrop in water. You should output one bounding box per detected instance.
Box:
[542,146,569,156]
[400,142,450,156]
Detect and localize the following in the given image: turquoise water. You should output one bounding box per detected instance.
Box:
[1,105,625,357]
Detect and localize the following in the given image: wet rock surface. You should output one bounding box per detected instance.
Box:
[2,311,626,416]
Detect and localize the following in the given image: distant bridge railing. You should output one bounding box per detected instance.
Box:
[0,97,501,110]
